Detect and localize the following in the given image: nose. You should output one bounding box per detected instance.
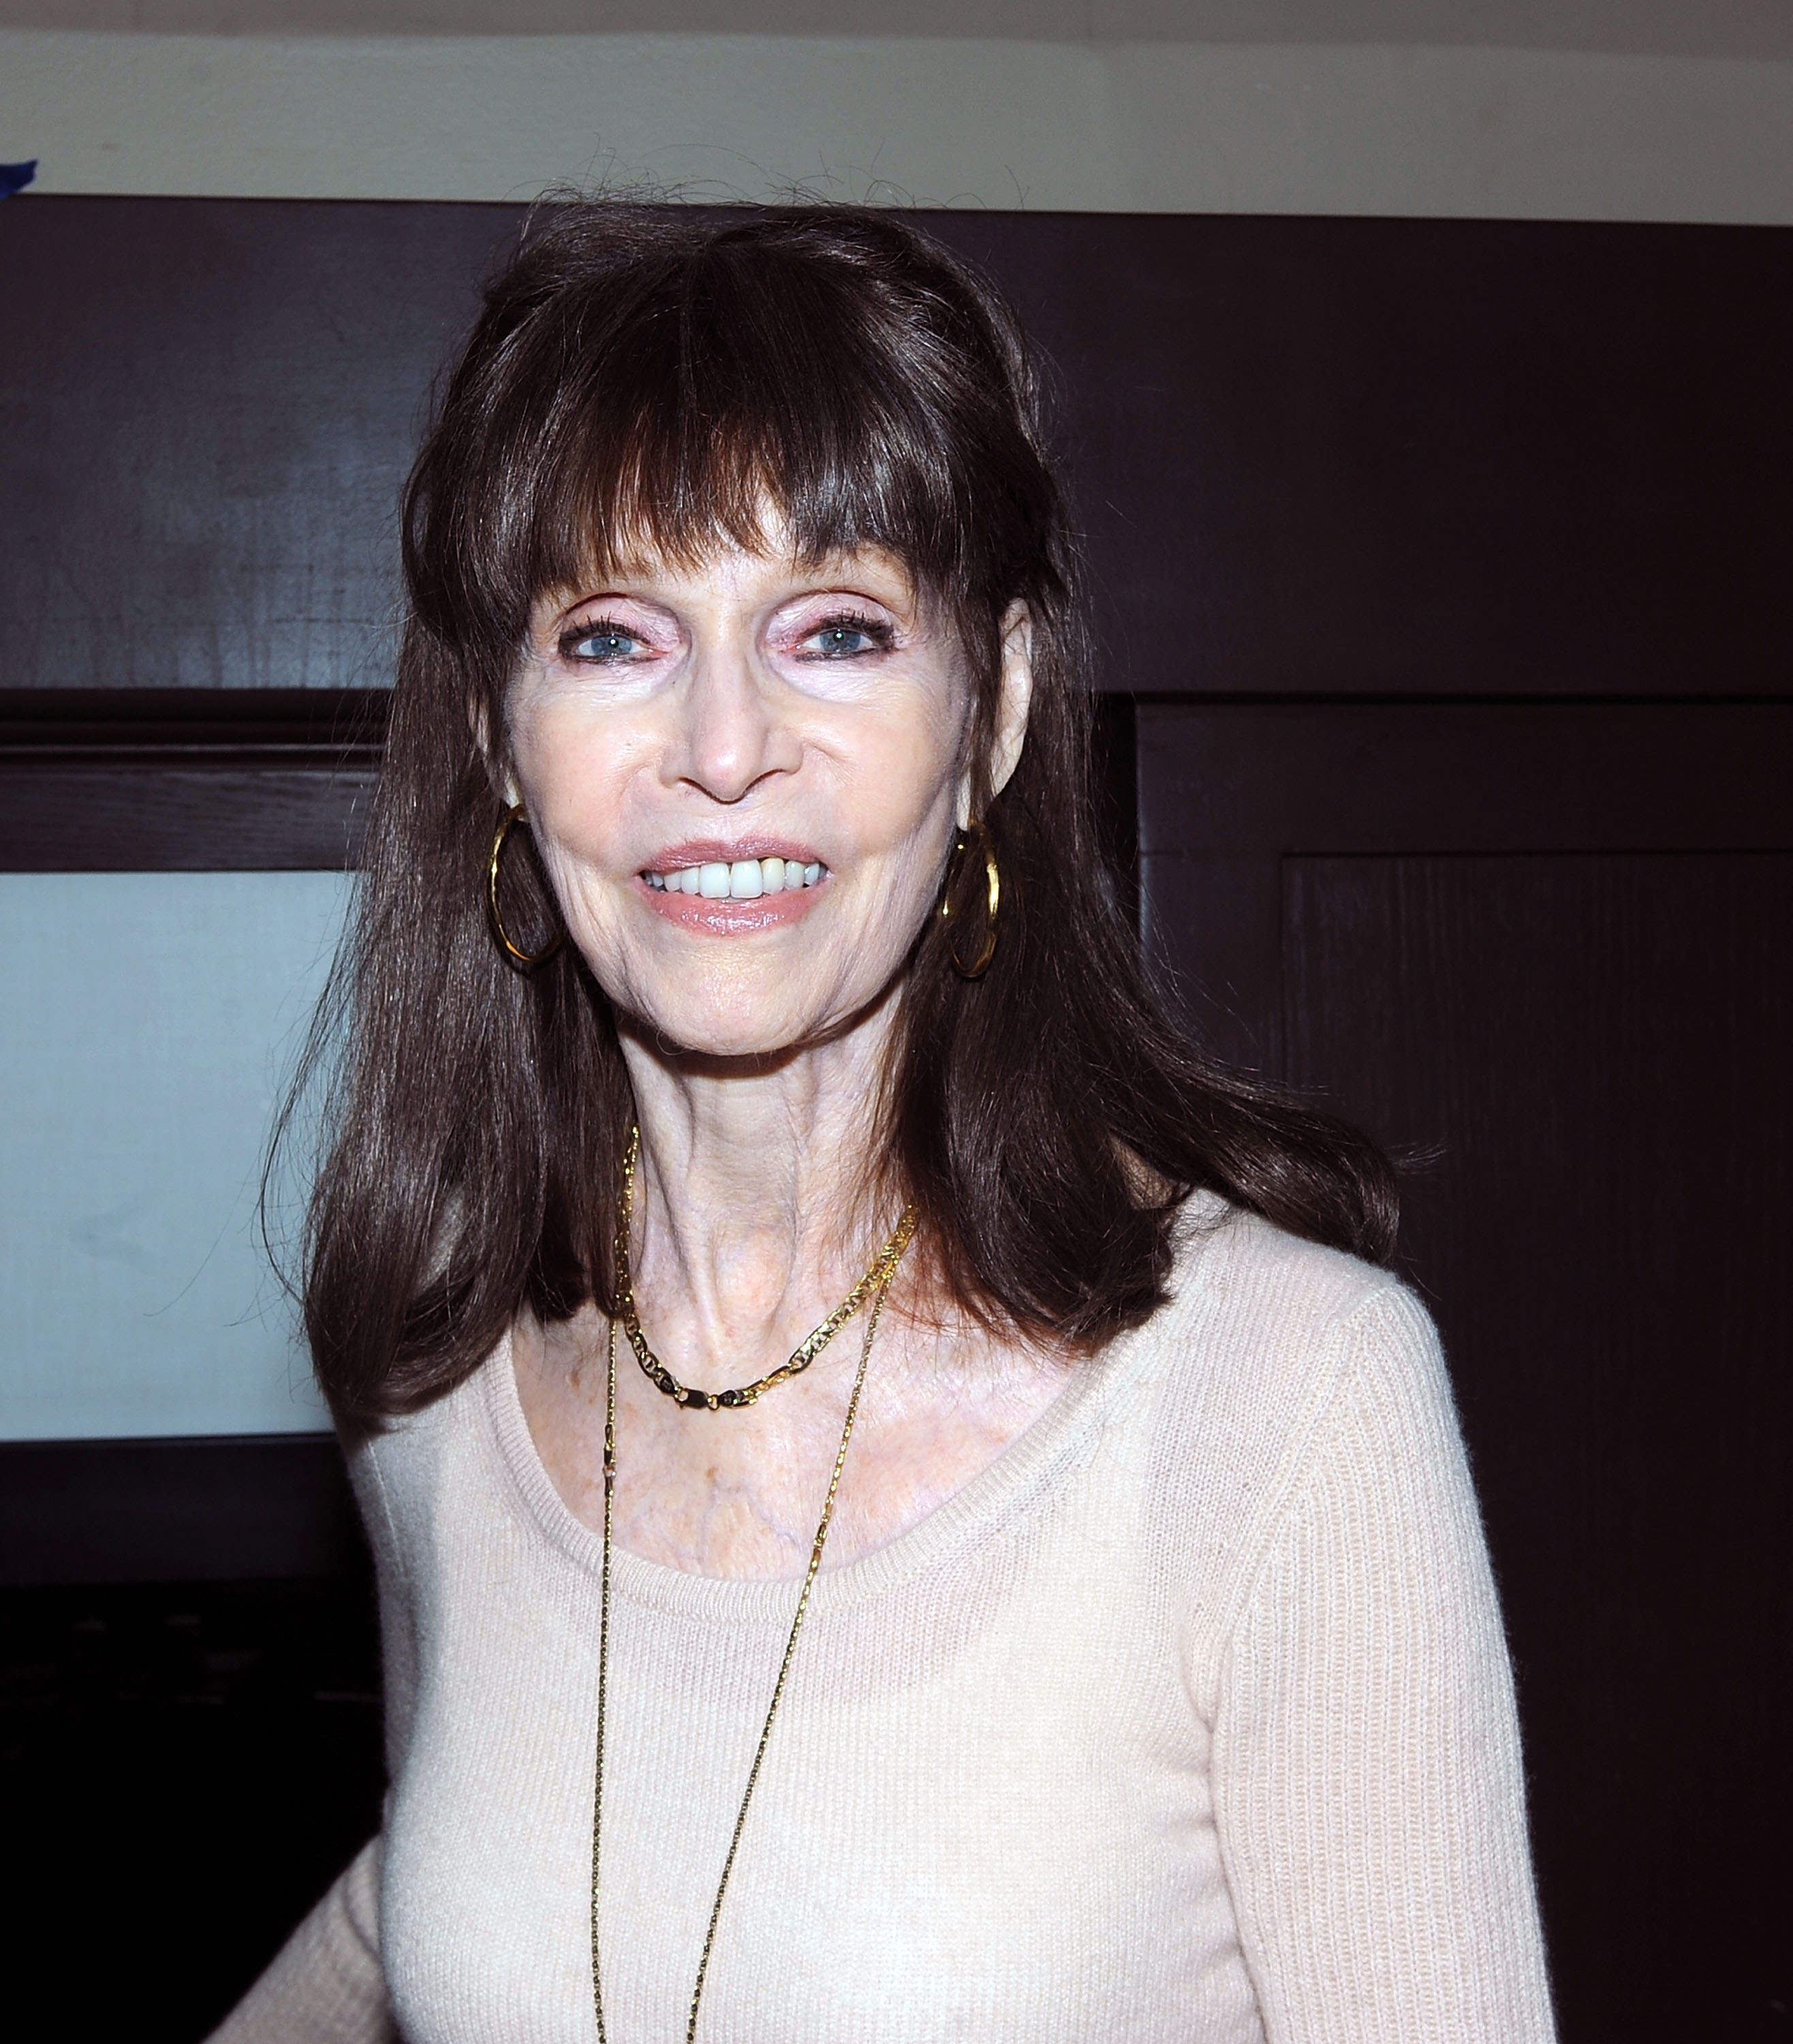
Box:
[666,636,800,805]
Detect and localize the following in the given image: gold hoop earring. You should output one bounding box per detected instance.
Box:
[487,803,563,969]
[939,817,1000,979]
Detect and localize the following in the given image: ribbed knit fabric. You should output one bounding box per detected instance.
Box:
[208,1203,1556,2043]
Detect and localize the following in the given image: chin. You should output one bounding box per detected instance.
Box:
[603,931,905,1062]
[621,981,830,1064]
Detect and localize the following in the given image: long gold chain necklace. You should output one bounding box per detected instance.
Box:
[614,1124,912,1410]
[591,1133,918,2044]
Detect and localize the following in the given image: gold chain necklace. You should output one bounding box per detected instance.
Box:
[590,1147,918,2044]
[615,1123,915,1410]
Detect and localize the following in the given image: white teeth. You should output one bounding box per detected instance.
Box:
[649,856,826,900]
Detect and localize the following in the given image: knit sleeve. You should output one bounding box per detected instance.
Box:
[203,1836,392,2044]
[1211,1284,1557,2043]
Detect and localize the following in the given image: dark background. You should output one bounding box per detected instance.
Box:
[1,196,1788,2041]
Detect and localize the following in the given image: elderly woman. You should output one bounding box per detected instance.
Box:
[213,206,1555,2043]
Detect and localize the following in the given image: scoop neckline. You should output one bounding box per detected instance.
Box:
[479,1198,1228,1626]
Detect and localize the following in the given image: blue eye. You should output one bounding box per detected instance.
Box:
[806,614,892,658]
[563,621,642,662]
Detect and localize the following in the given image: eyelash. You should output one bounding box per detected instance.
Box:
[559,616,644,662]
[804,610,894,656]
[556,606,896,664]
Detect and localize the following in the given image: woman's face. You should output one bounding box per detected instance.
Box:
[504,532,1031,1059]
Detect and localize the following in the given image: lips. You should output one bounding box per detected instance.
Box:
[648,835,821,866]
[639,873,823,932]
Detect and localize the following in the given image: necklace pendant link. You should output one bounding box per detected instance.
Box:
[614,1123,920,1416]
[593,1139,918,2044]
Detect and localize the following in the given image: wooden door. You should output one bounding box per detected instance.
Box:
[1139,698,1793,2043]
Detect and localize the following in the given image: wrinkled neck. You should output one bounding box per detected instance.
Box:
[614,987,903,1370]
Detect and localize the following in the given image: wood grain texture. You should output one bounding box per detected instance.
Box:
[1282,852,1792,2043]
[0,199,515,694]
[3,198,1790,698]
[0,687,383,867]
[1140,702,1793,2040]
[1136,699,1793,1068]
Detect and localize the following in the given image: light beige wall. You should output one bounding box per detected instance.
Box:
[4,3,1793,218]
[5,2,1793,58]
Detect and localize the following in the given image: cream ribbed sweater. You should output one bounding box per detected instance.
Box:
[210,1203,1555,2043]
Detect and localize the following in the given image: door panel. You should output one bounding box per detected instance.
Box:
[1285,853,1791,2040]
[1140,705,1793,2042]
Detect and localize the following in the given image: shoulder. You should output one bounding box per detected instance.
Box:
[1124,1199,1462,1615]
[343,1340,511,1566]
[1150,1192,1438,1415]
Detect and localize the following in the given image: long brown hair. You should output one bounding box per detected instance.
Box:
[298,202,1394,1427]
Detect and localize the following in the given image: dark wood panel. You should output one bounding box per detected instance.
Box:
[0,764,374,869]
[1281,852,1792,2044]
[935,215,1793,697]
[1136,699,1793,1068]
[1,1576,383,2040]
[0,1435,362,1584]
[4,197,1789,699]
[0,687,382,867]
[0,198,516,694]
[1138,701,1793,2041]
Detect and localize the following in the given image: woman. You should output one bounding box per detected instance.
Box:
[215,204,1554,2043]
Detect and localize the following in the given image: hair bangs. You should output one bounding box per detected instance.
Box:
[428,217,1030,666]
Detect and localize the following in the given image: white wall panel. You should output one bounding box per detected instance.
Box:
[3,28,1793,222]
[0,871,348,1440]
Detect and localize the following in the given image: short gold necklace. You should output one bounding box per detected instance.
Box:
[590,1139,918,2044]
[614,1123,915,1410]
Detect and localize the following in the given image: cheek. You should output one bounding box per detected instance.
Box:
[509,704,639,874]
[854,765,954,867]
[840,690,971,857]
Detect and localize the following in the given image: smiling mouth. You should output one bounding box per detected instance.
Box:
[644,856,826,901]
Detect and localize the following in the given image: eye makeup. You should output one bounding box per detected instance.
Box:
[557,614,653,663]
[797,608,897,658]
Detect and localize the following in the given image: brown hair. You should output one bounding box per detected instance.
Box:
[297,202,1394,1426]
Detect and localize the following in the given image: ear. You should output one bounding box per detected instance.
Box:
[468,692,520,807]
[986,600,1034,804]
